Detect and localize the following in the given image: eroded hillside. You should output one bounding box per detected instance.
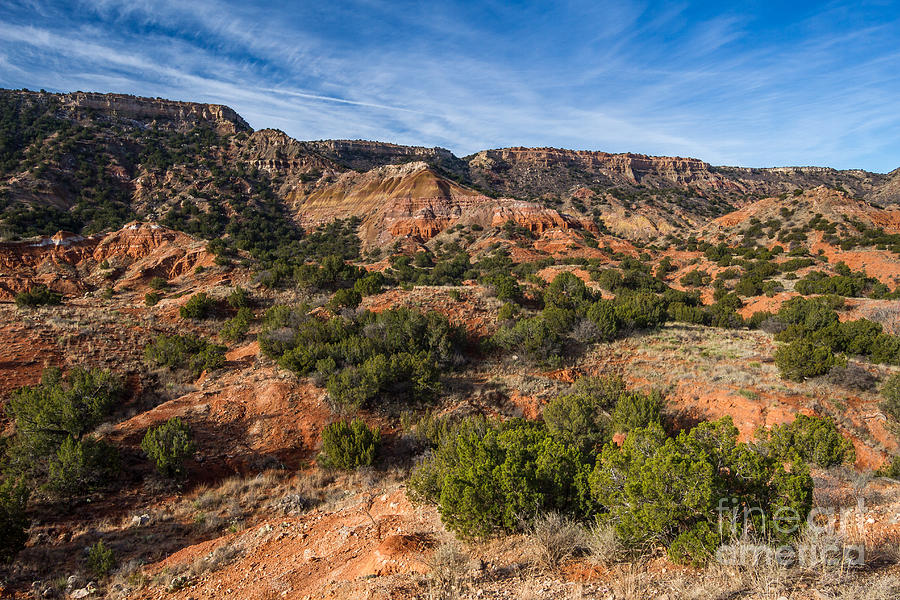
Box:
[1,89,900,600]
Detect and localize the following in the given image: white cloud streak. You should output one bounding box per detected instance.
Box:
[0,1,897,171]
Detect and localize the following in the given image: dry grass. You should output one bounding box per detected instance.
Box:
[424,540,470,600]
[609,562,653,600]
[525,512,588,571]
[584,523,621,567]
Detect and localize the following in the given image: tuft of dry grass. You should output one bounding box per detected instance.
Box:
[609,562,652,600]
[525,512,589,571]
[424,540,470,600]
[584,523,621,567]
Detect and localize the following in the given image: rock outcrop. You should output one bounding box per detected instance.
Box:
[59,91,251,133]
[0,222,214,301]
[290,162,578,245]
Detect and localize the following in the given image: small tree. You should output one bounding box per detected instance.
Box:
[46,437,120,497]
[145,292,161,306]
[775,340,838,381]
[756,414,855,467]
[141,418,197,479]
[87,540,116,578]
[179,292,217,319]
[319,419,381,470]
[0,478,29,564]
[226,286,250,309]
[328,288,362,313]
[611,390,664,433]
[5,368,122,479]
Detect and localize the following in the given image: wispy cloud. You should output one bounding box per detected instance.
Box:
[0,0,898,171]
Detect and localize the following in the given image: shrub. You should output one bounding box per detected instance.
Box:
[544,272,591,312]
[586,300,620,341]
[144,291,161,306]
[353,272,385,296]
[15,285,62,308]
[328,288,362,312]
[679,270,709,287]
[148,276,168,290]
[667,521,721,567]
[45,437,120,496]
[408,418,592,537]
[669,301,707,325]
[612,292,666,330]
[881,373,900,421]
[0,478,28,564]
[611,390,664,433]
[179,292,217,319]
[221,307,253,342]
[87,540,116,578]
[492,316,564,363]
[319,419,380,470]
[775,340,838,381]
[144,334,226,377]
[876,455,900,478]
[756,414,855,467]
[141,417,197,479]
[591,418,813,563]
[5,367,121,480]
[489,273,522,302]
[227,286,250,308]
[543,392,610,454]
[497,302,519,322]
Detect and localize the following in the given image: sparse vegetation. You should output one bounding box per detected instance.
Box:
[144,334,226,377]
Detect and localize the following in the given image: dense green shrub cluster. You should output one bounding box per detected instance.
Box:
[319,419,381,470]
[144,334,226,377]
[774,340,839,381]
[386,251,475,287]
[256,219,362,288]
[141,417,197,479]
[492,272,680,364]
[679,269,710,287]
[593,418,812,564]
[410,381,813,565]
[293,254,364,291]
[4,368,122,496]
[795,263,876,297]
[770,297,900,378]
[14,285,62,308]
[756,414,855,467]
[259,306,466,411]
[408,417,592,537]
[838,220,900,255]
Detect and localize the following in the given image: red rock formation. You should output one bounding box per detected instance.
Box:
[0,222,215,301]
[290,162,579,245]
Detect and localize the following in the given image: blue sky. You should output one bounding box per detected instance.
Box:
[0,1,898,172]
